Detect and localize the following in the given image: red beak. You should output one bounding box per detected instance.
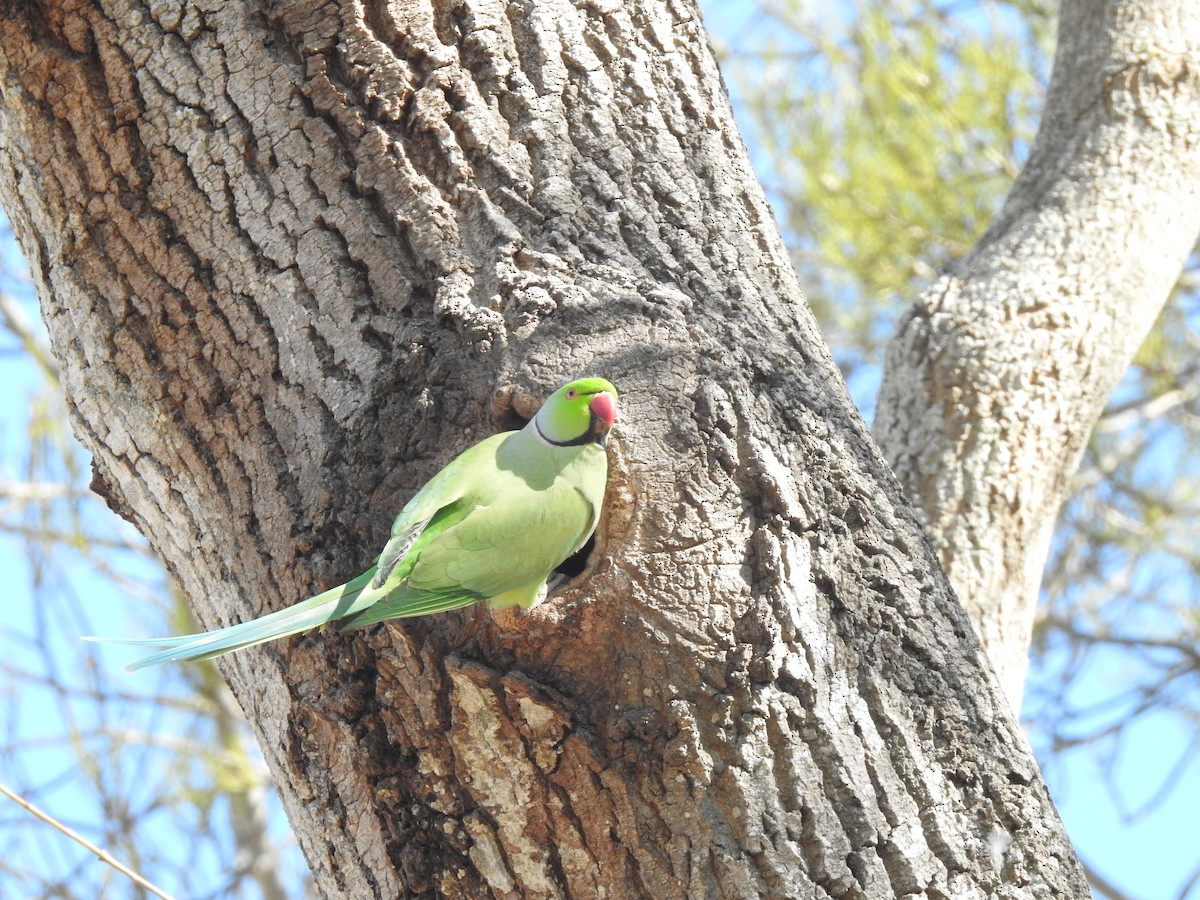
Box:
[589,392,617,430]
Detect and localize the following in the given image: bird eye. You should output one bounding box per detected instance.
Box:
[567,389,577,399]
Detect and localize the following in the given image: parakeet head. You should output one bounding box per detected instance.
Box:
[533,377,619,448]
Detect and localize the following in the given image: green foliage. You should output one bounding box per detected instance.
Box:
[719,0,1050,361]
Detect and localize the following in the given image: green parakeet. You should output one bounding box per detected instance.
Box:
[89,377,618,672]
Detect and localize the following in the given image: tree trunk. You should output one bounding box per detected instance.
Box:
[0,1,1087,897]
[875,0,1200,709]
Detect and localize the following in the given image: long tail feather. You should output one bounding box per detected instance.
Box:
[87,568,381,672]
[334,585,483,631]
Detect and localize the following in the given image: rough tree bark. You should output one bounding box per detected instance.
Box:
[875,0,1200,709]
[0,1,1088,898]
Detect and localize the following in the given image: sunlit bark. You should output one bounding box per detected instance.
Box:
[0,1,1088,895]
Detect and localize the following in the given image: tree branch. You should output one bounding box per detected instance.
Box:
[875,0,1200,707]
[0,782,175,900]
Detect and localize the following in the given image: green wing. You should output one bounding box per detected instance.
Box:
[92,433,517,669]
[344,432,605,624]
[88,422,608,670]
[369,432,513,588]
[409,485,597,599]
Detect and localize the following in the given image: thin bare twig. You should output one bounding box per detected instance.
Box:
[1082,857,1138,900]
[0,781,176,900]
[0,289,58,383]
